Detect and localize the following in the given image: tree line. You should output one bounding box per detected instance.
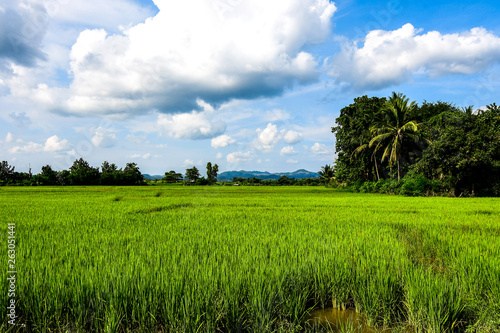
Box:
[0,158,145,186]
[330,93,500,196]
[0,159,222,186]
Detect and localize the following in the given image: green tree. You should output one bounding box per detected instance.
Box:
[332,96,386,183]
[100,161,119,185]
[318,164,335,185]
[206,162,219,181]
[163,170,183,183]
[0,161,15,184]
[368,92,430,181]
[56,170,70,186]
[123,162,144,185]
[69,158,100,185]
[415,105,500,196]
[185,166,200,182]
[39,165,57,185]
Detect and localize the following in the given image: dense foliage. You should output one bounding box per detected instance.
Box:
[0,158,145,186]
[333,94,500,196]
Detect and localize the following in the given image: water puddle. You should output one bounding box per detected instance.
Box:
[309,308,390,332]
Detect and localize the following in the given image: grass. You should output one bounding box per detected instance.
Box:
[0,186,499,332]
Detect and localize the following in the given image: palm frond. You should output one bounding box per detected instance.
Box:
[400,121,418,133]
[351,144,368,159]
[369,133,392,147]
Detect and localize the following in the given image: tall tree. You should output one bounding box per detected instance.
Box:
[185,166,200,182]
[163,170,183,183]
[368,92,429,181]
[0,161,15,183]
[206,162,219,181]
[100,161,119,185]
[123,162,144,185]
[39,165,57,185]
[318,164,335,185]
[332,96,386,183]
[69,158,100,185]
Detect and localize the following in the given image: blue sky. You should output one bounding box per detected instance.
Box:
[1,0,500,175]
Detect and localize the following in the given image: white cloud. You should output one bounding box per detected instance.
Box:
[5,132,13,143]
[227,151,252,164]
[311,142,332,155]
[9,142,43,154]
[211,134,236,149]
[43,135,70,152]
[158,111,225,140]
[36,0,335,116]
[216,152,223,159]
[130,153,151,159]
[157,101,226,140]
[91,127,117,148]
[332,23,500,89]
[287,159,299,164]
[254,123,284,152]
[284,130,303,144]
[280,146,297,156]
[8,135,70,153]
[183,159,202,166]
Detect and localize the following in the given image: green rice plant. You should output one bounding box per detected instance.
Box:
[0,186,498,332]
[404,269,466,333]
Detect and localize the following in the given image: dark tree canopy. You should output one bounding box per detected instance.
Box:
[185,166,201,182]
[332,95,386,183]
[0,161,15,183]
[163,170,183,183]
[333,93,500,196]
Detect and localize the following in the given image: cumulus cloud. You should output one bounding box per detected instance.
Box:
[311,142,332,155]
[91,127,117,148]
[287,159,299,164]
[227,151,252,164]
[280,146,297,156]
[44,135,70,152]
[331,23,500,89]
[211,134,236,149]
[284,130,303,144]
[39,0,335,115]
[254,123,285,152]
[157,101,226,140]
[0,1,48,71]
[9,135,70,153]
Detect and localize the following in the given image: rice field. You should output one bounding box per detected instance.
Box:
[1,185,499,332]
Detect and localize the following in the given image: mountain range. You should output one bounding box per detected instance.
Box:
[143,169,320,181]
[217,169,320,181]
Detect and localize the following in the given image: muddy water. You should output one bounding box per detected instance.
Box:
[309,307,390,332]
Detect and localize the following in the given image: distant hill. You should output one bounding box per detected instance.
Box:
[144,169,320,181]
[143,174,164,180]
[217,169,320,181]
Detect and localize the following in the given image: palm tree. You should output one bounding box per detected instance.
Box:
[368,92,430,181]
[352,141,382,181]
[318,164,335,185]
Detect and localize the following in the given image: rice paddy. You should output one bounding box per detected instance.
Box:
[1,186,499,332]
